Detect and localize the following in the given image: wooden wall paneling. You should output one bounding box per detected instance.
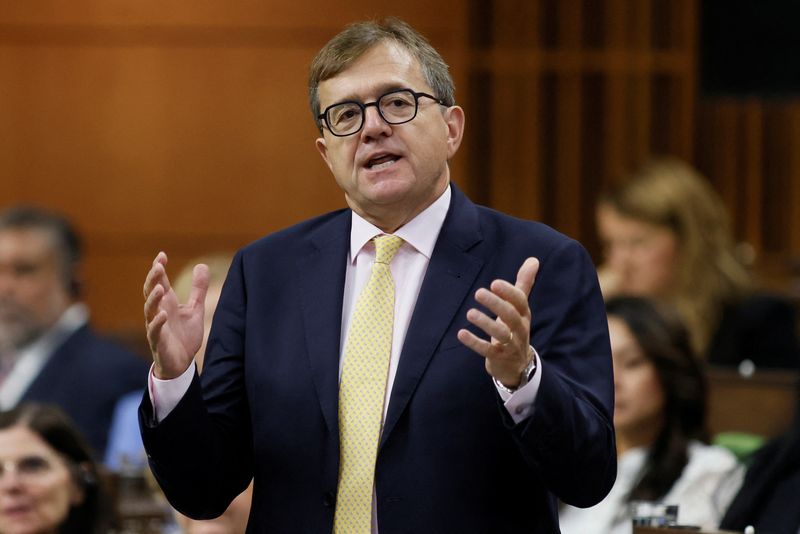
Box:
[628,0,652,50]
[551,78,583,239]
[790,104,800,255]
[0,1,470,334]
[483,0,542,221]
[696,101,741,238]
[677,0,697,160]
[487,73,519,213]
[741,101,764,252]
[707,367,798,438]
[603,72,627,185]
[748,101,800,295]
[579,71,605,248]
[492,0,538,49]
[626,0,652,163]
[696,96,800,295]
[658,75,692,159]
[602,0,629,185]
[626,73,652,168]
[465,1,701,254]
[465,68,491,204]
[488,73,543,221]
[520,74,544,222]
[551,0,582,239]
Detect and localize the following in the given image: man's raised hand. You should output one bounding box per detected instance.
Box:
[143,252,209,379]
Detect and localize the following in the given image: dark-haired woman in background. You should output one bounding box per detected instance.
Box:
[0,402,112,534]
[559,297,742,533]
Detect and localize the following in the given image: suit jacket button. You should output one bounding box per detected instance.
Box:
[323,491,335,507]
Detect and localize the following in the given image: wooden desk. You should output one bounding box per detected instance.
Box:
[706,366,798,438]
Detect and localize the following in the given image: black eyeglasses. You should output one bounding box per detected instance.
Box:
[318,88,446,137]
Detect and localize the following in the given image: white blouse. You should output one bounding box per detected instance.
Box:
[558,441,744,534]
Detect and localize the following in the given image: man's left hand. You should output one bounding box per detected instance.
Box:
[457,257,539,389]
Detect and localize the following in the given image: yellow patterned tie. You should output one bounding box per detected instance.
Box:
[334,234,404,534]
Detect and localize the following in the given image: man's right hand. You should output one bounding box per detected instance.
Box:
[143,252,209,379]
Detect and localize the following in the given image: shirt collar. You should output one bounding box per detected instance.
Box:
[350,184,451,261]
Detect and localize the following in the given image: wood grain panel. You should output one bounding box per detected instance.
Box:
[466,0,699,260]
[0,2,469,333]
[707,367,798,438]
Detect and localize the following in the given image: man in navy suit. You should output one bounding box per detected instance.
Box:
[142,18,615,533]
[0,206,148,456]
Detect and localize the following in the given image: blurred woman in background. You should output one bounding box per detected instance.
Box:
[559,296,742,533]
[596,157,799,368]
[0,402,112,534]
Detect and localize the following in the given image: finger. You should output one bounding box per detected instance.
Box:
[515,257,539,297]
[474,287,523,335]
[146,310,167,354]
[187,264,210,309]
[457,328,492,358]
[143,264,163,300]
[487,257,539,316]
[143,252,169,298]
[466,307,512,344]
[144,284,165,323]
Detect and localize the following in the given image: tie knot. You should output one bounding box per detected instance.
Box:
[373,235,404,264]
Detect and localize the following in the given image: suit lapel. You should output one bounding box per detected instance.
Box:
[297,213,351,434]
[21,326,84,401]
[381,185,484,446]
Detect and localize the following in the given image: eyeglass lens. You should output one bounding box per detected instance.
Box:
[326,89,419,136]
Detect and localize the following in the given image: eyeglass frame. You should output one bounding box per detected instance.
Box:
[317,88,447,137]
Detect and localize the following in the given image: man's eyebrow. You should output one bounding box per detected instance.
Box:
[329,83,412,105]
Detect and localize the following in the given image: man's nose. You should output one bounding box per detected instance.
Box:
[360,105,392,138]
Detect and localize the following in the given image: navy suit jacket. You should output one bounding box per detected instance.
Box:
[141,185,616,533]
[23,324,149,456]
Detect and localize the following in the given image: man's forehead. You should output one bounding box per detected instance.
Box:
[0,228,57,260]
[318,41,427,104]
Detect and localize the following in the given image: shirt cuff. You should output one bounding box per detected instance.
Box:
[497,347,542,424]
[148,361,196,423]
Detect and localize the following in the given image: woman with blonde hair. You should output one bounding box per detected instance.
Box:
[596,157,798,368]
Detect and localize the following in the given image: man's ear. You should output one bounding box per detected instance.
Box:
[315,137,334,172]
[443,105,465,159]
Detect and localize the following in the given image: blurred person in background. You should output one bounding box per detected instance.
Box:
[0,402,113,534]
[719,381,800,533]
[105,253,252,533]
[106,253,236,471]
[0,206,148,457]
[596,157,799,369]
[559,296,743,533]
[170,253,253,534]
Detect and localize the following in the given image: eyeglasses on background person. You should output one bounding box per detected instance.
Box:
[318,87,446,136]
